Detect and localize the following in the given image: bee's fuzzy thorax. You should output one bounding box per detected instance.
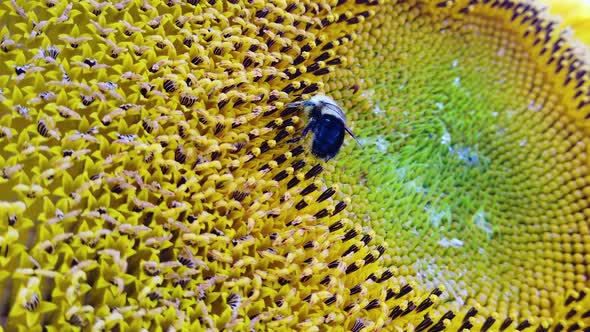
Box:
[306,95,347,121]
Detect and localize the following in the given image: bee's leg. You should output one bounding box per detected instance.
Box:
[301,119,316,137]
[287,117,317,143]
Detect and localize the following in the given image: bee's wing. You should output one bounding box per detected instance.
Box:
[323,103,363,148]
[322,102,346,120]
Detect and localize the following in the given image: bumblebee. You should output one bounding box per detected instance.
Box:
[288,95,362,160]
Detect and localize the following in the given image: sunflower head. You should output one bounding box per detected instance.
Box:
[1,0,590,330]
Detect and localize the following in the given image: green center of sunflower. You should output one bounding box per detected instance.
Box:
[325,2,590,321]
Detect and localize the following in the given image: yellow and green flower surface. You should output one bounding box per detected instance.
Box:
[1,0,590,330]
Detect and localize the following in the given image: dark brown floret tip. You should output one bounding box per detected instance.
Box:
[415,316,433,332]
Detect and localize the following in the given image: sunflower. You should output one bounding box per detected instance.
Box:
[0,0,589,331]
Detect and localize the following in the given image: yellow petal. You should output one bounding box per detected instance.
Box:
[539,0,590,45]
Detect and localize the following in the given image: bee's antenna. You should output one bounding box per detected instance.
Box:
[286,101,302,108]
